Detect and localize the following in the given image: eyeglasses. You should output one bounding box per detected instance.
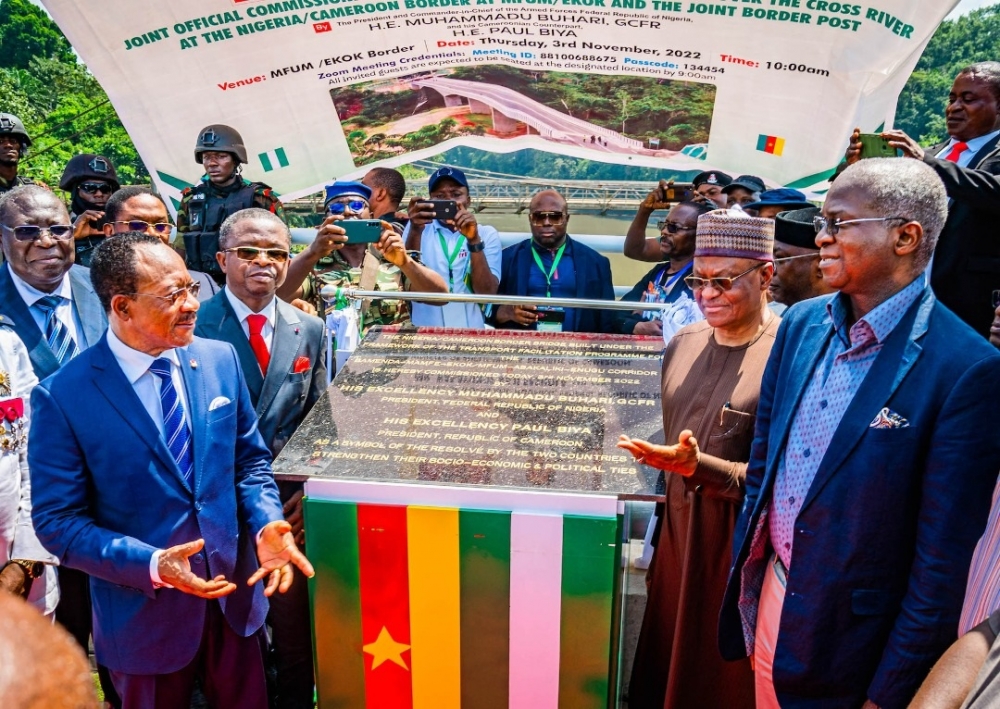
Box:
[774,253,819,263]
[685,262,768,292]
[656,221,695,234]
[1,223,73,242]
[327,200,367,215]
[993,289,1000,309]
[79,181,114,195]
[225,246,290,263]
[126,282,201,304]
[813,215,908,236]
[112,220,173,235]
[529,211,566,225]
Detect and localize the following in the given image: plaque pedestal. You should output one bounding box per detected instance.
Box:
[273,328,664,708]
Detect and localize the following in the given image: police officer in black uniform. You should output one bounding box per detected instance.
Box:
[59,154,120,267]
[176,124,285,285]
[0,114,40,197]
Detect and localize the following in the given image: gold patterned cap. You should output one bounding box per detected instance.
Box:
[695,207,774,262]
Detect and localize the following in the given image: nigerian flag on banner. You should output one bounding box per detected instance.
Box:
[305,498,619,709]
[259,147,289,172]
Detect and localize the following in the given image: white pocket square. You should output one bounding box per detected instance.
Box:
[208,396,231,411]
[869,407,909,429]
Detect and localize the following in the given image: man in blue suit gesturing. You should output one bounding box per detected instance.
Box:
[719,158,1000,709]
[29,232,314,709]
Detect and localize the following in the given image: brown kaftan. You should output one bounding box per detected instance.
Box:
[628,316,780,709]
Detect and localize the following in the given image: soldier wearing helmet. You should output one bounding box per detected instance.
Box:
[0,113,42,197]
[175,124,285,284]
[58,154,121,267]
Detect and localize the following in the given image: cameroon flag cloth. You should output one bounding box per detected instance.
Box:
[305,498,620,709]
[756,134,785,156]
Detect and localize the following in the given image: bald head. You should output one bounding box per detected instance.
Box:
[528,190,569,249]
[0,594,97,707]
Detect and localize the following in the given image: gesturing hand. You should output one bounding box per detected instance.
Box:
[617,429,700,477]
[157,539,237,599]
[248,520,316,597]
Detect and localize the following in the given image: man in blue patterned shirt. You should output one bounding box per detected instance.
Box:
[719,158,1000,709]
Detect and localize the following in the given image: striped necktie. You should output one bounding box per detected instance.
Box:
[34,295,79,365]
[148,358,194,485]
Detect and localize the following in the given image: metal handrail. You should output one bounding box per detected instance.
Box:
[320,287,670,312]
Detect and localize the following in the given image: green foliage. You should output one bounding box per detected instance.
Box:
[896,5,1000,145]
[0,0,74,70]
[0,0,145,189]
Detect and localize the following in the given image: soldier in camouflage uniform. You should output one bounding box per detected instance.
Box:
[176,124,284,285]
[0,114,43,198]
[281,181,447,335]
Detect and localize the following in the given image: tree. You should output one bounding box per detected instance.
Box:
[0,0,74,70]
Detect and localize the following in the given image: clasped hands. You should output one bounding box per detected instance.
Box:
[617,429,701,477]
[156,519,315,599]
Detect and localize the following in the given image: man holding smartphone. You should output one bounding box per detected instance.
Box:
[404,167,501,328]
[280,181,445,328]
[59,154,120,267]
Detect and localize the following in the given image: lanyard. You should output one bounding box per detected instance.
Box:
[657,262,693,292]
[530,242,567,297]
[437,229,465,291]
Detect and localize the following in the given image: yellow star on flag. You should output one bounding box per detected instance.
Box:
[363,626,411,671]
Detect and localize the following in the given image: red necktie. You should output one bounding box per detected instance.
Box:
[944,141,969,163]
[246,314,270,374]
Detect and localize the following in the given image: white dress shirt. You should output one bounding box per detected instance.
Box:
[106,328,191,587]
[402,220,502,329]
[224,287,276,352]
[8,264,84,350]
[935,130,1000,167]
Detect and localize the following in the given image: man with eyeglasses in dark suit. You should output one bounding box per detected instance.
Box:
[104,186,219,302]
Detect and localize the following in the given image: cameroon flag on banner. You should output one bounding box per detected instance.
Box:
[757,134,785,156]
[304,498,620,709]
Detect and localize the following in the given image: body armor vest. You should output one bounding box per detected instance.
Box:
[183,180,257,281]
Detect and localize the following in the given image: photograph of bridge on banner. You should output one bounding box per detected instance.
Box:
[332,64,717,167]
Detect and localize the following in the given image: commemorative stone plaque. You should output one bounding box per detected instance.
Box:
[273,327,665,498]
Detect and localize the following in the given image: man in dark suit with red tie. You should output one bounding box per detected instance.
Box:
[845,61,1000,337]
[194,208,327,709]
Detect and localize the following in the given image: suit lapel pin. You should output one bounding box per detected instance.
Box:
[189,359,198,369]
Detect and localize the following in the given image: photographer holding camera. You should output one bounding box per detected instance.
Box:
[279,181,445,330]
[404,167,501,329]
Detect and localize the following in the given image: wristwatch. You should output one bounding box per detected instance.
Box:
[467,240,485,253]
[8,559,43,579]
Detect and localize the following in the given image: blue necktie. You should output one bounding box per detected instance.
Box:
[35,295,79,365]
[148,358,194,485]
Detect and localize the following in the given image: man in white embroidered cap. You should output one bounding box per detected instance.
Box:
[618,206,779,709]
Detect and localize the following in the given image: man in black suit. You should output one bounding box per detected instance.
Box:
[194,208,327,709]
[846,61,1000,337]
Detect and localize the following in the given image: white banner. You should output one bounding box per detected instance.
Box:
[40,0,958,203]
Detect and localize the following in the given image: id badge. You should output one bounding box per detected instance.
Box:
[536,306,565,333]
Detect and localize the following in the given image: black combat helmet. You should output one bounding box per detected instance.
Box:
[194,124,248,165]
[0,113,31,148]
[58,154,120,192]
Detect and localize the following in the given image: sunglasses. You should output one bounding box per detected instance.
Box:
[656,221,695,234]
[529,211,566,225]
[127,282,201,305]
[685,262,768,292]
[813,215,908,236]
[225,246,290,263]
[327,200,367,215]
[113,220,173,235]
[1,223,73,242]
[79,182,114,195]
